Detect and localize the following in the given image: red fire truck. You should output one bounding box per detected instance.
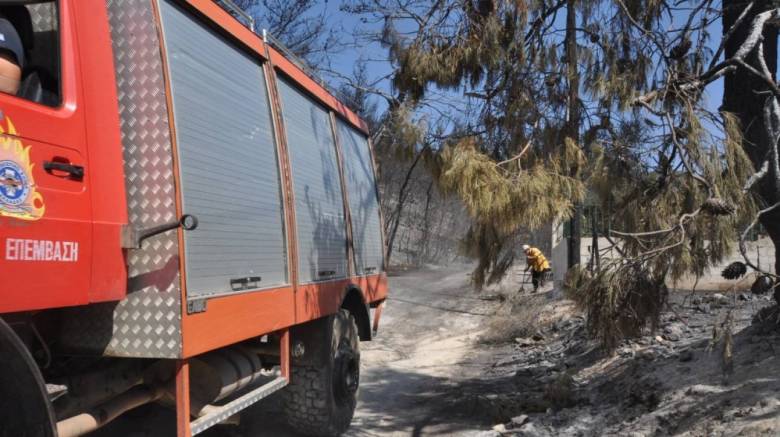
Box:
[0,1,388,436]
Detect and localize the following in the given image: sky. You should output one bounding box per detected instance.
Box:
[243,0,395,108]
[250,1,747,127]
[319,2,398,109]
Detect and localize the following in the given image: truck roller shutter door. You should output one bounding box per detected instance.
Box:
[338,121,385,275]
[158,0,287,298]
[278,79,348,283]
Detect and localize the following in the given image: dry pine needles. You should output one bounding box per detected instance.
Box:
[565,263,668,351]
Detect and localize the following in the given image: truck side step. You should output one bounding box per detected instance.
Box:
[190,376,288,435]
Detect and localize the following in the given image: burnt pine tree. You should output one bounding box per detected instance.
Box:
[349,0,603,286]
[565,0,583,270]
[342,0,780,349]
[722,0,780,294]
[567,0,780,349]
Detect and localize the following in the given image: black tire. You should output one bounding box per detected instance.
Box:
[282,309,360,436]
[774,283,780,306]
[0,318,56,437]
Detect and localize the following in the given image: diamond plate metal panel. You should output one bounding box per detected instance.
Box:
[58,0,183,358]
[27,3,59,97]
[28,3,57,31]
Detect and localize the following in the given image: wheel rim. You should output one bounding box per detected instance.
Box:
[333,340,359,404]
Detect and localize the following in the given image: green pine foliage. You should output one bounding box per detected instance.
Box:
[439,137,585,234]
[356,0,770,347]
[437,135,585,287]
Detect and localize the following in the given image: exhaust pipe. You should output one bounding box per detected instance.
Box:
[56,385,165,437]
[189,345,266,413]
[55,343,268,436]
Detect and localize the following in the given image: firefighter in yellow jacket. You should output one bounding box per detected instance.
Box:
[523,244,551,291]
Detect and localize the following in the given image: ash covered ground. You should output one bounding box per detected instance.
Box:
[94,265,780,436]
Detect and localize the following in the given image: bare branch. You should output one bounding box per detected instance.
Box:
[709,1,755,71]
[739,201,780,278]
[495,140,532,168]
[743,159,769,192]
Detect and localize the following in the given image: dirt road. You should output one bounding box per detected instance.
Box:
[343,266,501,436]
[243,265,502,436]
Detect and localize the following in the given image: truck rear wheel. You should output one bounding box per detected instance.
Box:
[0,318,57,437]
[283,309,360,436]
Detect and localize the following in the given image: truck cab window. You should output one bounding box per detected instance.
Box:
[0,2,59,106]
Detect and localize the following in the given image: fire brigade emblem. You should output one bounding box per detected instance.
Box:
[0,117,45,220]
[0,161,30,205]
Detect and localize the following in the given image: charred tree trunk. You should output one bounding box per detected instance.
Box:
[420,180,434,263]
[565,0,582,268]
[722,1,780,287]
[385,148,425,264]
[588,208,600,272]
